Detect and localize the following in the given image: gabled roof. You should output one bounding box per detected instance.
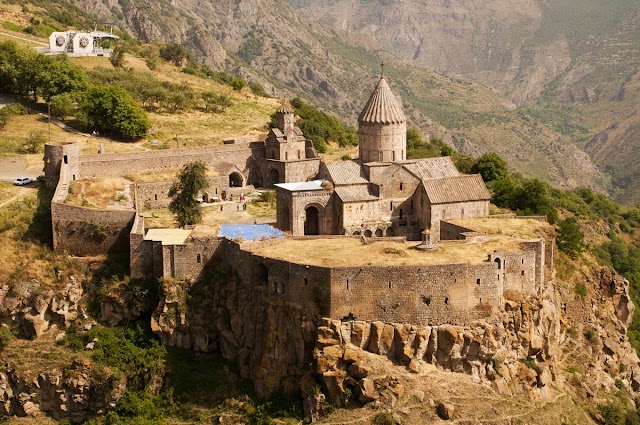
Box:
[404,157,459,180]
[358,77,406,125]
[324,161,369,185]
[422,174,491,204]
[334,186,379,203]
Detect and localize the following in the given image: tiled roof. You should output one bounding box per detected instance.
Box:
[422,174,491,204]
[334,185,379,203]
[404,157,459,180]
[358,77,406,125]
[324,161,369,185]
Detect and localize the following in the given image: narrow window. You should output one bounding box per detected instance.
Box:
[390,202,393,211]
[154,194,158,201]
[476,278,481,285]
[285,152,288,160]
[215,188,218,195]
[388,281,392,289]
[522,259,524,264]
[444,297,449,305]
[497,274,500,281]
[346,279,350,290]
[196,254,201,264]
[298,150,302,159]
[521,271,525,276]
[461,208,465,217]
[304,278,308,286]
[400,182,403,191]
[63,155,68,164]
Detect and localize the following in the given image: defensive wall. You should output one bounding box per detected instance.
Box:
[78,142,264,180]
[133,229,547,326]
[50,152,135,256]
[136,177,253,210]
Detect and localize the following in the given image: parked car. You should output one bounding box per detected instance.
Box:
[13,177,32,186]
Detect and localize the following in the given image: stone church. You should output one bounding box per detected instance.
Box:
[274,74,491,240]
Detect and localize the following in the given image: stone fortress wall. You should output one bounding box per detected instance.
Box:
[47,143,136,256]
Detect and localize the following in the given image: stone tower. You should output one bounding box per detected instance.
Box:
[358,75,407,163]
[276,98,295,135]
[44,142,80,189]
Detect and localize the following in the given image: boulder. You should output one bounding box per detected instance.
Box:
[358,378,377,402]
[348,361,370,379]
[436,402,455,420]
[351,322,371,348]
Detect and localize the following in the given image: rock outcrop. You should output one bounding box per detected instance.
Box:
[0,359,126,423]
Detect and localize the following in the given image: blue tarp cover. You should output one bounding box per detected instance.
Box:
[218,224,285,241]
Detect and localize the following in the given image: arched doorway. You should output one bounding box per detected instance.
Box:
[352,231,361,236]
[304,206,320,235]
[375,229,383,237]
[494,258,502,269]
[229,172,243,188]
[268,169,280,187]
[364,230,372,237]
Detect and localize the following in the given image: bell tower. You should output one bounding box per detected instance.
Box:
[358,65,407,163]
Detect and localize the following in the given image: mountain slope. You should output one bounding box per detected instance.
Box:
[59,0,610,192]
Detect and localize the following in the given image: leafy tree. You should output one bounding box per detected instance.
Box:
[168,162,209,227]
[35,55,87,102]
[249,81,269,97]
[201,92,232,113]
[159,43,191,66]
[406,128,423,149]
[50,93,75,120]
[231,77,246,91]
[80,86,150,140]
[557,217,585,258]
[109,44,126,68]
[472,152,508,182]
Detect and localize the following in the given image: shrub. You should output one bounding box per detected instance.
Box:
[557,217,585,258]
[0,326,13,351]
[372,412,399,425]
[249,81,269,97]
[574,282,587,299]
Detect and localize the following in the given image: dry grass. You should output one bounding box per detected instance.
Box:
[244,236,526,267]
[65,178,127,209]
[2,327,83,380]
[320,141,359,162]
[0,181,19,203]
[447,216,554,239]
[124,170,178,183]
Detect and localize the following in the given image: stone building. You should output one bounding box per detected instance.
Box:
[275,75,491,239]
[258,99,321,187]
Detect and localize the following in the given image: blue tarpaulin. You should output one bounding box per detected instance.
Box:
[218,224,285,241]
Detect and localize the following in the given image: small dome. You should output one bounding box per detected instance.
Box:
[358,77,406,125]
[277,99,294,114]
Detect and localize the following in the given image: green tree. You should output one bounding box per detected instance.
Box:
[168,162,209,227]
[50,93,75,120]
[557,217,585,258]
[231,77,246,91]
[472,152,508,182]
[406,128,423,149]
[80,86,150,140]
[109,44,126,68]
[201,92,232,113]
[35,55,87,102]
[159,43,191,66]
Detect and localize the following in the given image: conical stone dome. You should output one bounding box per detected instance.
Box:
[277,99,294,114]
[358,77,406,125]
[358,76,407,163]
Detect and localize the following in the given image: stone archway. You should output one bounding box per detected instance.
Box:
[229,172,243,188]
[375,229,383,237]
[304,205,320,236]
[268,168,280,187]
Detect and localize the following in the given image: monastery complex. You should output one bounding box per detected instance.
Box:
[43,74,556,327]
